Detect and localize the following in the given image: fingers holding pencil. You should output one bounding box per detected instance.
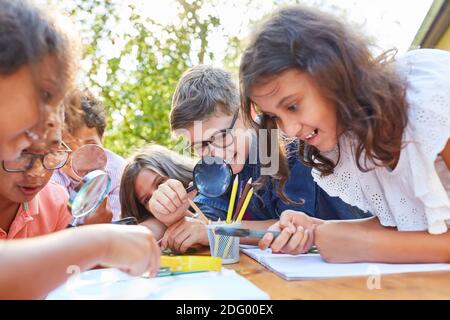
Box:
[187,198,210,225]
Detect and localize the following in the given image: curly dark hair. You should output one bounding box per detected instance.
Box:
[239,5,408,202]
[64,88,107,138]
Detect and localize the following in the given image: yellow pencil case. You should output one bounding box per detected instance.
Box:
[160,255,222,273]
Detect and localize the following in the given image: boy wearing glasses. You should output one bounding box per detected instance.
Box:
[145,65,369,253]
[51,89,126,221]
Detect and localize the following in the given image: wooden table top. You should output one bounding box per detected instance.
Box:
[224,252,450,300]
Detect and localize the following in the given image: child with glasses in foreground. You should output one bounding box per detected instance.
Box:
[0,138,93,239]
[0,109,119,239]
[0,0,160,299]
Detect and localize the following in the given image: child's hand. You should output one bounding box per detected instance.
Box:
[83,197,113,225]
[258,210,317,255]
[99,224,160,277]
[160,216,208,253]
[148,179,196,226]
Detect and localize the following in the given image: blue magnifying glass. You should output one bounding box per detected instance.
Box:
[185,156,233,198]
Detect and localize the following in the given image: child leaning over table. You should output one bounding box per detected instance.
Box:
[239,5,450,262]
[120,144,198,241]
[0,0,160,299]
[138,65,370,253]
[0,104,118,239]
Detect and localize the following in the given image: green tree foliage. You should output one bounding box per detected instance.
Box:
[57,0,351,157]
[65,0,226,156]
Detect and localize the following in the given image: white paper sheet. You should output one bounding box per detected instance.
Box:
[241,246,450,281]
[46,268,270,300]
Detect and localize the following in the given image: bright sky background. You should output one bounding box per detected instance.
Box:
[130,0,434,64]
[48,0,434,86]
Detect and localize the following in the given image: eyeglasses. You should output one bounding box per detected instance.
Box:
[2,142,72,172]
[189,110,239,156]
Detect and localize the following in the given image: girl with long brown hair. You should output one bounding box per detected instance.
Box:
[240,5,450,262]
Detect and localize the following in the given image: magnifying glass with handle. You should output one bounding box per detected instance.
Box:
[67,144,138,227]
[185,155,233,198]
[67,169,111,227]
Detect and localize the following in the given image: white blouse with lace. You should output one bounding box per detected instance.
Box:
[311,49,450,234]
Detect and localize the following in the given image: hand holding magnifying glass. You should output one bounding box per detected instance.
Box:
[67,144,129,227]
[67,168,112,227]
[185,155,233,197]
[148,156,233,224]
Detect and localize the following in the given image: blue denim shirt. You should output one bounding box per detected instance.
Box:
[194,141,370,221]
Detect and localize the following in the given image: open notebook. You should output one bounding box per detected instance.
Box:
[46,268,269,300]
[241,246,450,281]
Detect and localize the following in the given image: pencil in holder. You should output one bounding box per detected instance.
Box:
[206,221,240,264]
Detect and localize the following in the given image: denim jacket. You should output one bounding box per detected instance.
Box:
[194,140,370,221]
